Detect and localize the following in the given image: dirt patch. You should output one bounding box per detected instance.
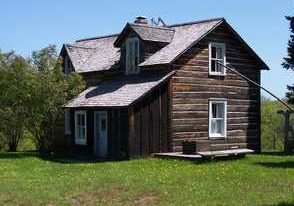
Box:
[134,192,160,206]
[0,194,33,206]
[63,185,160,206]
[64,185,127,206]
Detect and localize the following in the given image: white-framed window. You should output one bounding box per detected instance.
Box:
[209,42,226,76]
[126,37,140,75]
[209,99,227,138]
[74,111,87,145]
[64,109,71,135]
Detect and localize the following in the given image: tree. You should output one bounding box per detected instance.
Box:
[261,97,285,151]
[282,16,294,104]
[0,46,85,153]
[0,55,38,151]
[29,46,85,154]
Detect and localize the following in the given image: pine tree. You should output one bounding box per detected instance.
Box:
[282,16,294,104]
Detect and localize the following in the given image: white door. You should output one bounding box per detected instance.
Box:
[94,111,108,158]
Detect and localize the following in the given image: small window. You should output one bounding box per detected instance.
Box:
[209,42,226,75]
[126,37,140,75]
[64,56,72,76]
[209,100,227,138]
[75,111,87,145]
[64,109,71,135]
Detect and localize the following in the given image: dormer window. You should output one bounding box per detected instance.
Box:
[209,42,226,76]
[64,55,73,76]
[126,37,140,74]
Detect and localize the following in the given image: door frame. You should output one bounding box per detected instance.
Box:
[94,110,108,157]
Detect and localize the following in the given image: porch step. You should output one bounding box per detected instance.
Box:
[197,148,254,157]
[154,149,254,160]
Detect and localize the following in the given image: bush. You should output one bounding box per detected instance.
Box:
[0,132,7,151]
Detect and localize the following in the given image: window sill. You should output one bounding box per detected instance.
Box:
[209,135,226,139]
[75,139,86,145]
[209,72,226,77]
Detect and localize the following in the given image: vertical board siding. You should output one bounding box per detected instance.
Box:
[128,82,170,158]
[171,23,261,152]
[69,108,129,158]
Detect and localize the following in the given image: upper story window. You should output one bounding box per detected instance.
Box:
[126,37,140,75]
[209,42,226,76]
[64,56,73,76]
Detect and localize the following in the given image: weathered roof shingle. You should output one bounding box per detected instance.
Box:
[130,24,174,43]
[139,19,223,66]
[65,71,174,108]
[65,34,120,73]
[64,17,269,73]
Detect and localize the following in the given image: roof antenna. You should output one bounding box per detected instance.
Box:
[151,17,167,27]
[151,18,157,26]
[157,17,166,27]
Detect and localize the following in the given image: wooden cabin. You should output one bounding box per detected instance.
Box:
[61,17,269,159]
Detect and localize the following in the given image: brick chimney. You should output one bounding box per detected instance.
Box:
[134,16,148,25]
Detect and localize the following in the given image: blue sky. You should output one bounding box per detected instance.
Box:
[0,0,293,98]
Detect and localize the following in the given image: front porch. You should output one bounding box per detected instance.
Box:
[153,148,254,160]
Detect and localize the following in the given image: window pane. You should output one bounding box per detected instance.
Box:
[211,119,217,134]
[216,47,223,59]
[211,46,216,58]
[78,126,81,139]
[216,60,223,72]
[216,120,224,134]
[212,104,217,118]
[217,103,224,118]
[81,128,86,139]
[211,60,216,72]
[81,114,85,126]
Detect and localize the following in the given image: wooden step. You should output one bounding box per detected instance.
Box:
[197,148,254,157]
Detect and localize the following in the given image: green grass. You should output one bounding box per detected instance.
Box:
[0,153,294,206]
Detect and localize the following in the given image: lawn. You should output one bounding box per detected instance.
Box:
[0,153,294,206]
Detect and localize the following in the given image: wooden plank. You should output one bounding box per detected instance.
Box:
[128,107,135,158]
[198,149,254,157]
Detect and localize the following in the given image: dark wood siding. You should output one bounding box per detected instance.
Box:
[128,82,171,158]
[69,108,128,158]
[80,70,123,86]
[171,22,261,152]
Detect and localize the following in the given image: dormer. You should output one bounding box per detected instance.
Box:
[114,16,175,75]
[64,55,73,76]
[125,36,140,74]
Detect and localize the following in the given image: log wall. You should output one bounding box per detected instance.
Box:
[171,22,261,152]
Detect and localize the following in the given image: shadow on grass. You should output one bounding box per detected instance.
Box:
[263,200,294,206]
[260,151,290,156]
[158,154,247,165]
[0,151,129,164]
[254,161,294,169]
[0,151,39,159]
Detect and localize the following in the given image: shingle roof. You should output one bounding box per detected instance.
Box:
[63,17,269,73]
[114,23,174,46]
[64,34,120,73]
[139,18,223,66]
[130,24,174,43]
[65,71,175,108]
